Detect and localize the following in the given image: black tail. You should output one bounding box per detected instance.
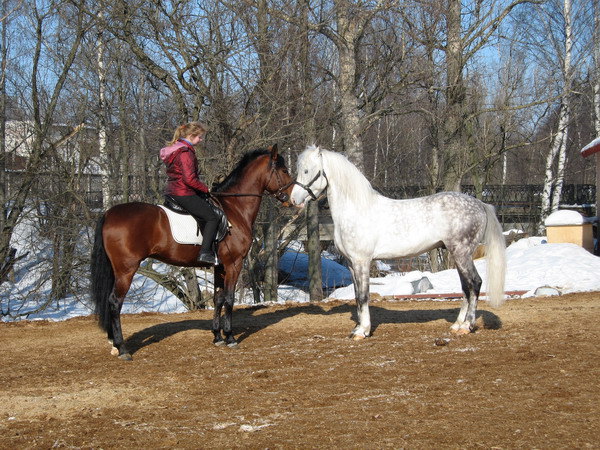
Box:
[90,214,114,334]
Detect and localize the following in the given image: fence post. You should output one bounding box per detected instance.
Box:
[263,202,279,303]
[307,200,323,301]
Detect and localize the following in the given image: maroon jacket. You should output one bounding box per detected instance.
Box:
[160,139,209,195]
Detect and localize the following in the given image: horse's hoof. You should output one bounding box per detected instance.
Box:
[214,340,226,347]
[451,327,471,335]
[110,346,119,356]
[227,341,239,349]
[350,332,367,341]
[118,352,133,361]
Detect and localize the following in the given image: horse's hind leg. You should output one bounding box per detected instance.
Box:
[107,292,127,358]
[349,261,372,340]
[109,270,137,360]
[451,256,482,334]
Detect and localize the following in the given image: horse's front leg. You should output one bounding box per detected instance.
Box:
[212,262,240,348]
[222,289,238,347]
[349,261,372,340]
[212,288,226,346]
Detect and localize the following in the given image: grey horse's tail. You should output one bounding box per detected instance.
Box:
[483,204,506,307]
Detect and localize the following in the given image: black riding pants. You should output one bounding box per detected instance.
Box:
[171,194,219,253]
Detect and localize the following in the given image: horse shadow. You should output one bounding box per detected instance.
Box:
[234,303,502,342]
[124,302,502,355]
[363,304,503,335]
[125,318,213,356]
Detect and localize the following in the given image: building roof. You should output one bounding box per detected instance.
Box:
[581,137,600,158]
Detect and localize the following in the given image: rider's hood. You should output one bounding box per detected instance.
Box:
[160,141,193,164]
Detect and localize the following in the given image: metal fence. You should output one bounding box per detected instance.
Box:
[82,181,596,231]
[381,184,596,234]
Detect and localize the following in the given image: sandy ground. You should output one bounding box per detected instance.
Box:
[1,292,599,448]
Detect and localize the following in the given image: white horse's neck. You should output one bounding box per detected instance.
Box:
[321,150,377,213]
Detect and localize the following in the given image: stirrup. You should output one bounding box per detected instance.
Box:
[197,252,217,265]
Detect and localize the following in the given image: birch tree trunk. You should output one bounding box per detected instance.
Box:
[540,0,573,230]
[594,0,600,222]
[96,12,111,208]
[117,66,129,203]
[594,0,600,136]
[550,0,573,213]
[550,118,569,212]
[540,110,568,230]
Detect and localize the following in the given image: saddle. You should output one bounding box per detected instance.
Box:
[163,195,230,243]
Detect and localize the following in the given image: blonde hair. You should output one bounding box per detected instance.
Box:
[168,122,207,145]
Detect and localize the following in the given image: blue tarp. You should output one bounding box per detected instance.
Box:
[278,250,353,291]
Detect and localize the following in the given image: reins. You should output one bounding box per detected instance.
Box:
[211,160,294,202]
[211,192,263,198]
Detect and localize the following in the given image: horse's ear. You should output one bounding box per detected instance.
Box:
[269,143,279,160]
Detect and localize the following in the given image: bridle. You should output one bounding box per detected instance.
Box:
[293,170,327,201]
[211,158,293,203]
[292,149,328,201]
[267,159,295,203]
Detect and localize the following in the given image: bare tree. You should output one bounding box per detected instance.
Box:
[0,0,14,280]
[266,0,401,169]
[537,0,578,229]
[401,0,542,191]
[0,0,88,286]
[95,10,111,207]
[593,0,600,219]
[593,0,600,136]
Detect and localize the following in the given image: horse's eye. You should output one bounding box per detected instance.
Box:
[304,169,308,174]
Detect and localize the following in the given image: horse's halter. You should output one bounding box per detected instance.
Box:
[294,170,327,201]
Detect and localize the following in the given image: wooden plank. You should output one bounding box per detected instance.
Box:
[392,290,528,300]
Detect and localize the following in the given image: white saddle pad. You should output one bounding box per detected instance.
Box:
[159,205,203,245]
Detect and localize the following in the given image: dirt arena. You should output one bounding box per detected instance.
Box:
[1,292,599,448]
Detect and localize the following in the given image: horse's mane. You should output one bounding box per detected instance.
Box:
[316,146,378,208]
[212,148,283,192]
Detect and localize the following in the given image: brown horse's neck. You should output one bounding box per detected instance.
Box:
[218,163,266,228]
[220,193,262,228]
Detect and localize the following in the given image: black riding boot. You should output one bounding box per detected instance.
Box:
[197,219,219,265]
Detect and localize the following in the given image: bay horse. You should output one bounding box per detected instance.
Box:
[290,145,506,339]
[91,145,294,359]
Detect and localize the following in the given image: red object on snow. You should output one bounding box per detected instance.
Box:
[581,138,600,158]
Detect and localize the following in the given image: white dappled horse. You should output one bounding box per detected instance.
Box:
[290,145,506,339]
